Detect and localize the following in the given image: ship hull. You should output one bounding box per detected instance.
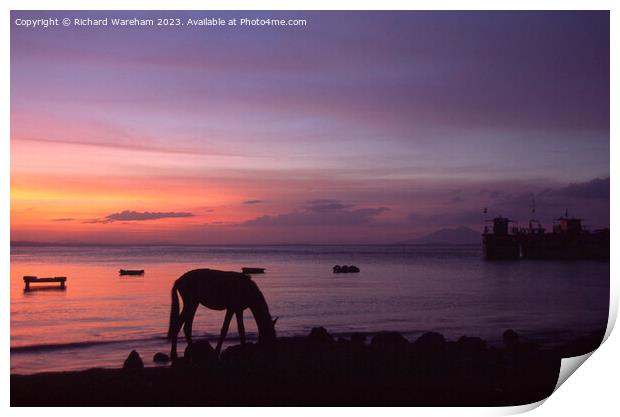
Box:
[482,234,521,260]
[520,232,609,260]
[483,231,609,261]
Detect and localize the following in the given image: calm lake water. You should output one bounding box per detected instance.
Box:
[10,244,609,374]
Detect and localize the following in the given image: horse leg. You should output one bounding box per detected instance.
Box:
[182,301,199,347]
[170,316,185,360]
[215,309,234,355]
[236,310,246,345]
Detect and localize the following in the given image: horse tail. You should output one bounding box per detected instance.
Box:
[167,281,180,339]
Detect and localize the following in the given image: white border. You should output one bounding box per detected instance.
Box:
[3,1,617,416]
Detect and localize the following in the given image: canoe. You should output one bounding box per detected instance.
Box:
[119,269,144,276]
[333,265,360,273]
[241,267,265,274]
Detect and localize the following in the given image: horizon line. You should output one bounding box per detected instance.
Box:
[10,240,481,248]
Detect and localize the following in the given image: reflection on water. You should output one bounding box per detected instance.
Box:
[23,286,68,293]
[10,245,609,374]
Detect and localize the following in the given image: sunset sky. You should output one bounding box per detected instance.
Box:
[10,11,609,244]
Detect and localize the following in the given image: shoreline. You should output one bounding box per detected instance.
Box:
[11,327,605,406]
[10,326,604,375]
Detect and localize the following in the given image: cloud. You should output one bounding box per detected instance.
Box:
[243,200,388,227]
[470,177,610,229]
[408,209,484,227]
[84,210,194,224]
[52,218,75,222]
[306,199,355,212]
[409,177,610,229]
[243,200,264,205]
[553,177,609,200]
[482,178,609,212]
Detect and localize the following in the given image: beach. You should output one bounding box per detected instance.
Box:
[11,326,605,406]
[11,244,609,405]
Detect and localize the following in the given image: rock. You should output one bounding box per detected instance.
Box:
[503,329,519,348]
[308,327,334,343]
[457,336,487,353]
[123,350,144,370]
[333,265,342,273]
[455,337,487,368]
[153,352,170,363]
[170,356,191,369]
[350,332,367,345]
[412,333,447,372]
[220,343,258,363]
[413,332,446,352]
[184,340,217,365]
[348,265,360,273]
[371,332,409,348]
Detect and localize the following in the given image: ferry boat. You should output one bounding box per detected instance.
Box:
[482,210,609,261]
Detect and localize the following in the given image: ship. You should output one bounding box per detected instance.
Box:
[482,208,609,261]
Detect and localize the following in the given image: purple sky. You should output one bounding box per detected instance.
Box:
[11,11,610,244]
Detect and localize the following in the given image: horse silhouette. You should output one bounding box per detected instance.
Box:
[167,268,277,359]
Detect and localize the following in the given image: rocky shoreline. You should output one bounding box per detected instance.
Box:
[11,327,605,406]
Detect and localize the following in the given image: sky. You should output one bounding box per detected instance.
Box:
[10,11,610,244]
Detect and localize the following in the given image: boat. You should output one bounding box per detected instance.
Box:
[333,265,361,273]
[482,209,609,261]
[241,267,265,274]
[482,217,521,260]
[119,269,145,276]
[23,275,67,290]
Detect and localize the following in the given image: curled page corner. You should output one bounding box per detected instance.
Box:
[603,301,618,343]
[500,351,598,416]
[497,398,547,416]
[551,300,618,392]
[554,351,595,392]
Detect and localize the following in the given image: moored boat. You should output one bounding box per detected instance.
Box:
[241,267,265,274]
[333,265,361,273]
[482,211,609,261]
[482,217,520,260]
[119,269,144,276]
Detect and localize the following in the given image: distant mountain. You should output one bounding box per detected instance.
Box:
[404,226,480,245]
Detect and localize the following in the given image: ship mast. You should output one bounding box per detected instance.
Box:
[528,196,543,233]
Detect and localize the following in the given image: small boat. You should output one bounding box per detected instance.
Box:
[23,275,67,290]
[119,269,144,276]
[333,265,360,273]
[241,267,265,274]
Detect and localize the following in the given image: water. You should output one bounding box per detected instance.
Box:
[10,245,609,374]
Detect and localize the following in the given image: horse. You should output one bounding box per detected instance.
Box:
[167,268,277,359]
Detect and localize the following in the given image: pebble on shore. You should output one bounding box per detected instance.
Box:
[123,350,144,370]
